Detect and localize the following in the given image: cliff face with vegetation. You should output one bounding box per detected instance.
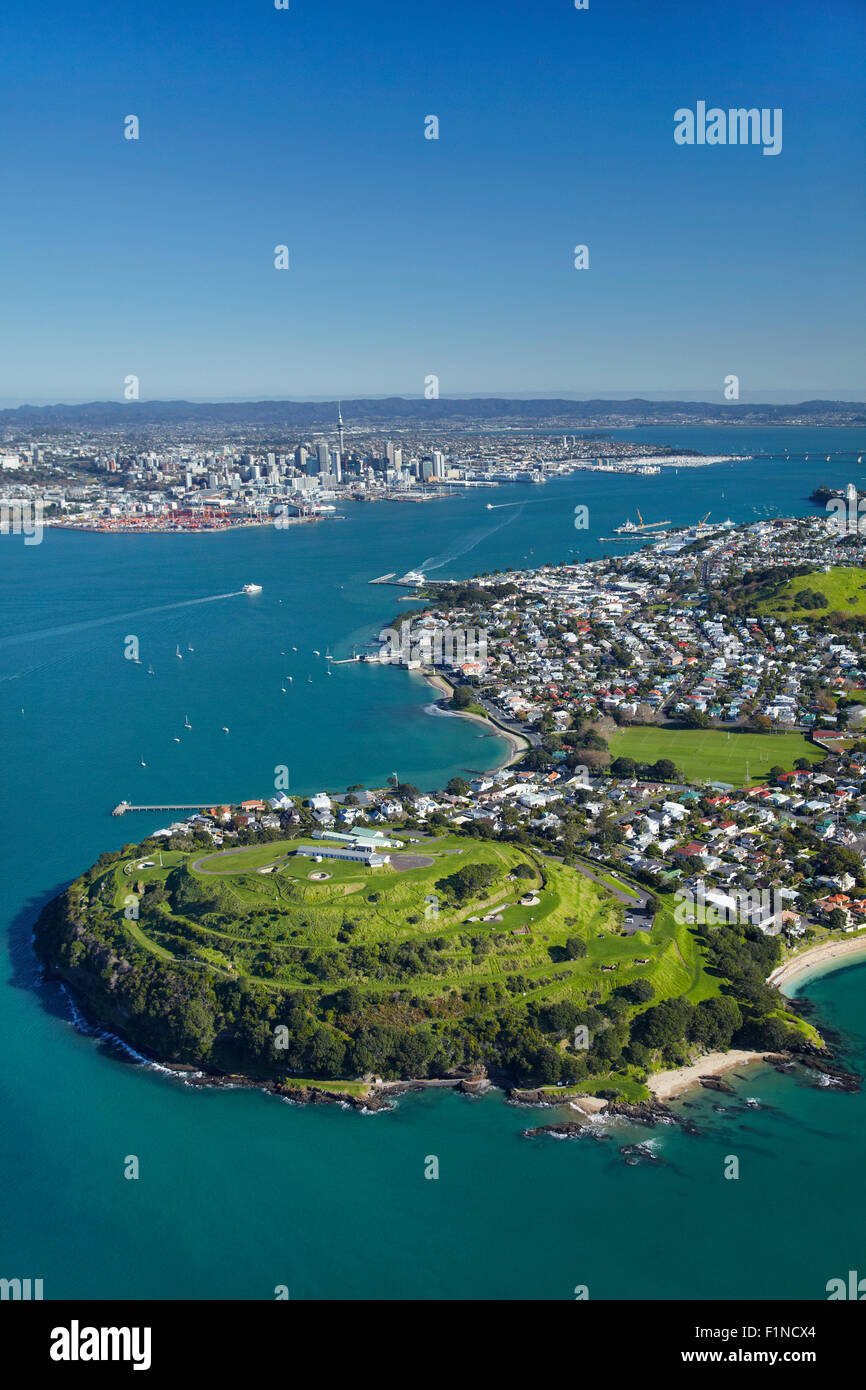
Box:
[34,830,807,1096]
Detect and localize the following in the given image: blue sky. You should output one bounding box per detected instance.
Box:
[1,0,864,401]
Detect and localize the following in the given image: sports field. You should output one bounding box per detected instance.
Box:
[609,726,823,785]
[758,566,866,617]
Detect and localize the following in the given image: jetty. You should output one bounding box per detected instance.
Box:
[111,801,217,817]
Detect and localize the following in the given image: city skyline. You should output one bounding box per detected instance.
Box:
[1,0,864,400]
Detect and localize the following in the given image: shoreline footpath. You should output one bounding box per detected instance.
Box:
[423,673,531,771]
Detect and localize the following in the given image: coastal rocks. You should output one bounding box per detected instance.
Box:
[521,1095,701,1142]
[698,1075,735,1094]
[606,1097,701,1136]
[507,1086,571,1107]
[619,1142,661,1165]
[790,1053,860,1093]
[767,1050,861,1093]
[522,1121,609,1142]
[456,1076,491,1098]
[605,1098,678,1126]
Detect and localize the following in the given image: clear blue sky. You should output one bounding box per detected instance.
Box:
[1,0,864,401]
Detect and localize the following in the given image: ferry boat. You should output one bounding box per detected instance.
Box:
[243,583,263,594]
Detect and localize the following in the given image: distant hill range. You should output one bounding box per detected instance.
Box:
[2,397,864,429]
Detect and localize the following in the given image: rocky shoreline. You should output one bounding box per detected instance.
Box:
[42,940,861,1113]
[145,1048,863,1113]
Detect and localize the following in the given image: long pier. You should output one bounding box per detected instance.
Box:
[112,801,218,817]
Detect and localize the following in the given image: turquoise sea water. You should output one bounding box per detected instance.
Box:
[2,424,865,1299]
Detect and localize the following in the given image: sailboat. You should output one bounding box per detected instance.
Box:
[175,646,183,660]
[173,737,180,743]
[281,686,287,693]
[187,644,194,653]
[147,665,154,675]
[291,646,297,652]
[140,756,147,766]
[184,715,192,729]
[287,675,293,683]
[307,675,313,683]
[221,726,230,733]
[313,649,321,656]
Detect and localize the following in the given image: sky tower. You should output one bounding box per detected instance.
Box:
[337,402,345,456]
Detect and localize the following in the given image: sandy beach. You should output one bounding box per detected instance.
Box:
[423,673,531,769]
[768,935,866,991]
[647,1049,770,1101]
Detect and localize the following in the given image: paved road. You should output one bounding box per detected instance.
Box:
[573,858,647,909]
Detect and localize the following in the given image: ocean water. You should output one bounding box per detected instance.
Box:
[1,424,865,1299]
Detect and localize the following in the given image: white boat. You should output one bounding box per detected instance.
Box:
[140,757,146,766]
[243,583,263,594]
[184,715,192,729]
[173,737,180,743]
[175,646,182,659]
[147,665,154,675]
[313,649,321,656]
[221,726,229,733]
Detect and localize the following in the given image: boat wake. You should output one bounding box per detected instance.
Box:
[0,591,245,652]
[415,506,524,573]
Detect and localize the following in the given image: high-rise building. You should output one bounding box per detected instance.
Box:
[295,445,308,473]
[317,441,330,473]
[431,450,445,478]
